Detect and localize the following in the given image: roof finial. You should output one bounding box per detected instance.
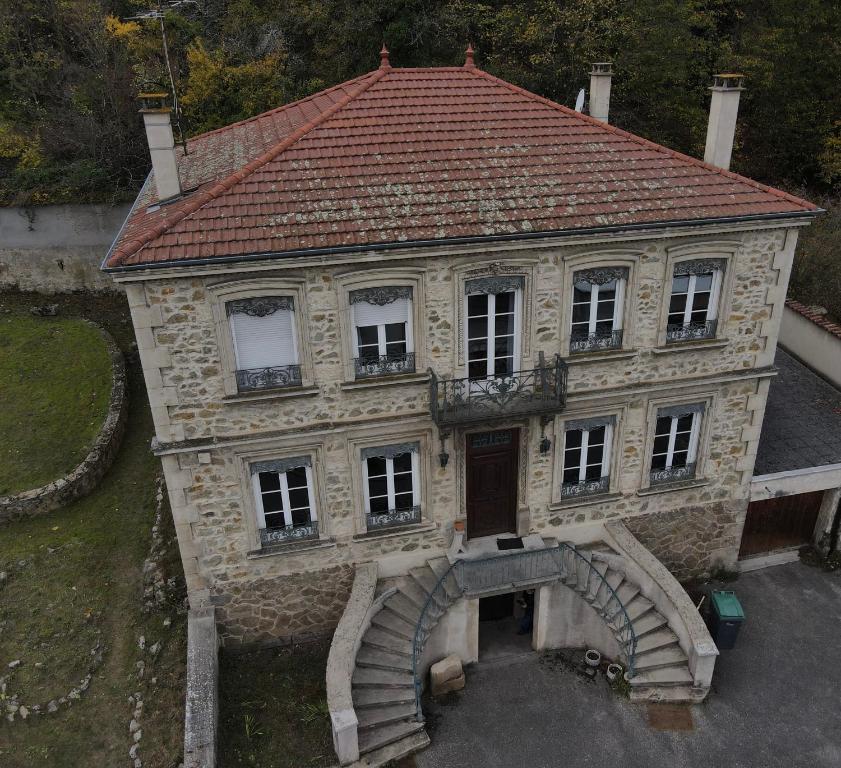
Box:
[464,42,475,69]
[379,43,391,70]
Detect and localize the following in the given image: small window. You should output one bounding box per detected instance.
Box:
[667,261,723,342]
[649,406,703,485]
[228,297,300,391]
[351,288,414,379]
[362,444,421,531]
[570,269,626,353]
[561,420,613,499]
[251,458,317,545]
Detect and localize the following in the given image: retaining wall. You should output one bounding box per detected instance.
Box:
[0,323,128,522]
[0,204,130,293]
[184,607,219,768]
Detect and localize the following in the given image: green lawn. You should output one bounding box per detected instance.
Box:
[0,292,186,768]
[218,643,334,768]
[0,314,112,495]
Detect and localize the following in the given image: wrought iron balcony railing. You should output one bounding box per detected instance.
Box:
[570,329,624,354]
[259,520,319,547]
[561,475,611,500]
[666,319,717,343]
[236,364,302,392]
[366,504,422,532]
[649,462,696,486]
[429,352,567,426]
[354,352,416,380]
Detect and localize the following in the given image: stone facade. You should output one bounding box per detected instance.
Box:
[113,220,804,644]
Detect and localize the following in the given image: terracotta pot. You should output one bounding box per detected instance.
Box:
[453,520,466,532]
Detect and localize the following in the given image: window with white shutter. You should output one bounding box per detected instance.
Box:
[561,417,614,499]
[649,403,704,485]
[350,287,415,379]
[227,297,301,391]
[569,268,627,353]
[666,260,724,342]
[251,456,318,546]
[361,443,422,531]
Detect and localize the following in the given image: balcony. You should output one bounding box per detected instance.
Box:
[649,462,696,486]
[366,504,422,532]
[236,364,302,392]
[354,352,416,380]
[259,520,319,547]
[429,352,568,427]
[570,329,623,354]
[561,475,610,500]
[666,319,717,343]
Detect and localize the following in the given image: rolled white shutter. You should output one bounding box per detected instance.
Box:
[230,310,296,369]
[353,298,410,327]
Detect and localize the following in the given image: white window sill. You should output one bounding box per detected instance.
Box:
[223,385,320,404]
[340,372,430,391]
[549,492,623,510]
[352,521,437,541]
[636,478,709,496]
[566,349,638,364]
[246,536,336,559]
[652,338,729,355]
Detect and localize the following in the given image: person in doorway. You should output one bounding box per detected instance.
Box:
[517,590,535,635]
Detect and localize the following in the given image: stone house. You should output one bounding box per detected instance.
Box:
[105,49,821,764]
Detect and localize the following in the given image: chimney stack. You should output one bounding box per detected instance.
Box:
[588,62,613,123]
[139,93,182,202]
[703,74,745,170]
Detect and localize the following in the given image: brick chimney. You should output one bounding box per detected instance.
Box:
[704,74,745,170]
[588,63,613,123]
[139,92,182,202]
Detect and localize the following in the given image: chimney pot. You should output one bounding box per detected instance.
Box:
[138,92,182,202]
[588,62,613,123]
[704,73,745,170]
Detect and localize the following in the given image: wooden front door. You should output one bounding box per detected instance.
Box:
[739,491,824,558]
[466,429,519,539]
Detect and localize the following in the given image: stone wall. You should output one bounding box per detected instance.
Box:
[0,204,130,293]
[0,324,128,522]
[114,221,803,642]
[184,607,218,768]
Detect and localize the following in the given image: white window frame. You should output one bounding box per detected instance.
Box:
[251,464,316,529]
[668,270,723,327]
[570,276,625,337]
[563,423,613,483]
[652,412,702,470]
[362,451,420,514]
[464,288,522,379]
[353,304,414,359]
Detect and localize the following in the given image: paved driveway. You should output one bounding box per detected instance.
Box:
[416,562,841,768]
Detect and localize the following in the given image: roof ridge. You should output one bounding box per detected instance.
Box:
[110,67,388,266]
[184,72,376,146]
[471,68,818,213]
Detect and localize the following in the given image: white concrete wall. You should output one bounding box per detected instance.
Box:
[0,204,130,292]
[779,305,841,388]
[420,597,479,679]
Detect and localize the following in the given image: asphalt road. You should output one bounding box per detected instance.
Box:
[415,562,841,768]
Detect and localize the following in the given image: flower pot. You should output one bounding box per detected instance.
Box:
[584,649,601,668]
[606,663,623,682]
[453,520,465,532]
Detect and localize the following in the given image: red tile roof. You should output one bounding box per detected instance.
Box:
[786,299,841,339]
[106,64,819,269]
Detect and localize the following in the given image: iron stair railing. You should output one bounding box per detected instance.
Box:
[410,544,637,721]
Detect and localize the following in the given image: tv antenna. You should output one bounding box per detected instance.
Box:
[126,1,199,154]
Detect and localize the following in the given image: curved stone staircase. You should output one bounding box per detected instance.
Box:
[347,544,701,766]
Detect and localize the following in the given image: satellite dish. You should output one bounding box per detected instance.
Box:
[574,88,586,112]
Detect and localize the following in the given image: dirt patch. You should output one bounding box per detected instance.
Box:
[647,703,694,731]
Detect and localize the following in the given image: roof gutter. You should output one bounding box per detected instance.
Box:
[103,208,822,274]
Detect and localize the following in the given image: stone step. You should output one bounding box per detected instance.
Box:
[634,628,680,656]
[594,570,625,610]
[584,561,610,601]
[351,728,430,766]
[396,579,430,611]
[353,686,416,710]
[631,611,668,639]
[362,628,413,657]
[629,686,699,704]
[385,592,423,625]
[409,566,440,597]
[356,647,413,673]
[575,549,593,592]
[629,665,694,688]
[358,719,426,756]
[352,667,414,689]
[427,557,462,600]
[634,647,689,672]
[614,581,641,607]
[357,703,418,731]
[370,608,416,641]
[623,596,655,622]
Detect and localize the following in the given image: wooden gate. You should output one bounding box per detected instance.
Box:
[740,491,823,558]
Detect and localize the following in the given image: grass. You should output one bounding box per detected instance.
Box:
[0,292,186,768]
[0,314,112,495]
[218,642,334,768]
